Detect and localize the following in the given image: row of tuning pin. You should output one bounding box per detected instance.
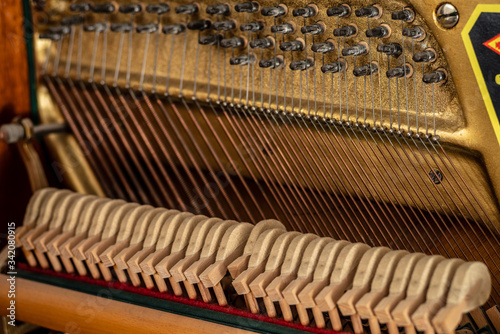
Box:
[42,2,446,86]
[186,3,446,84]
[16,188,491,334]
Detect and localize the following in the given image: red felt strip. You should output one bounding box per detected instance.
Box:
[17,262,349,334]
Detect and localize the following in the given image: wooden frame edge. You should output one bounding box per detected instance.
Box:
[0,274,253,334]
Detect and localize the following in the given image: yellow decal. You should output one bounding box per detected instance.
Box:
[461,5,500,145]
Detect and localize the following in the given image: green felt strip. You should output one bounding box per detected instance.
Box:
[23,0,39,125]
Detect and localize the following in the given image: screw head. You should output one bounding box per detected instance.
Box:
[436,3,459,29]
[429,169,443,184]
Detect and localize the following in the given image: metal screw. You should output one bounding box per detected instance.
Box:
[0,121,68,144]
[435,3,459,29]
[429,170,443,184]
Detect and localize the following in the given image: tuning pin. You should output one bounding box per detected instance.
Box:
[92,3,115,14]
[301,22,325,35]
[119,4,142,14]
[355,6,380,18]
[292,5,317,18]
[271,23,294,34]
[413,49,436,62]
[321,60,346,73]
[342,43,368,57]
[199,34,223,46]
[146,4,170,14]
[250,37,274,49]
[220,37,245,48]
[235,2,259,13]
[289,58,314,71]
[110,22,134,33]
[49,26,71,35]
[136,23,158,34]
[212,20,236,31]
[365,25,390,38]
[327,5,351,17]
[403,26,425,40]
[83,22,107,33]
[311,41,335,53]
[261,5,286,17]
[333,25,357,37]
[376,43,402,57]
[259,57,283,69]
[206,3,230,15]
[175,3,199,15]
[353,62,378,77]
[61,15,85,26]
[162,24,186,35]
[39,33,62,41]
[280,39,304,52]
[386,64,412,78]
[240,21,264,32]
[423,70,447,84]
[230,54,256,66]
[69,2,91,12]
[187,20,212,31]
[392,8,414,22]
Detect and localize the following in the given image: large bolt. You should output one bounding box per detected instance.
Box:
[435,3,459,29]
